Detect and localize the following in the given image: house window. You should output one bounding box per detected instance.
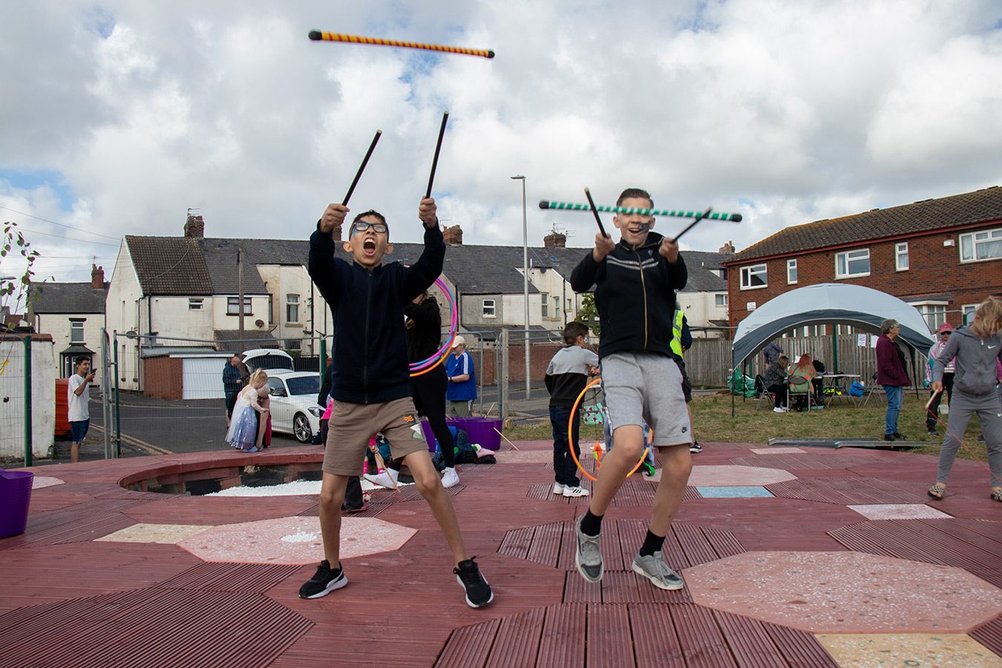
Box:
[541,292,548,318]
[482,299,496,318]
[786,259,798,284]
[286,294,300,323]
[70,320,85,343]
[553,296,560,320]
[227,297,252,315]
[959,227,1002,263]
[835,249,870,278]
[895,242,909,271]
[740,264,767,290]
[715,293,728,307]
[913,301,947,331]
[188,298,203,311]
[962,304,977,326]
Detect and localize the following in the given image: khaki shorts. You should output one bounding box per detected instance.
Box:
[322,397,429,475]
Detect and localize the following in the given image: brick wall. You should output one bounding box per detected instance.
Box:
[726,228,1002,333]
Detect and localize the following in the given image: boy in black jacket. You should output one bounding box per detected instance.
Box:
[299,197,492,609]
[569,187,691,591]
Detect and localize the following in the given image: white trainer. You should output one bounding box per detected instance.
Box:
[562,486,590,498]
[552,483,565,495]
[441,467,460,489]
[363,468,399,489]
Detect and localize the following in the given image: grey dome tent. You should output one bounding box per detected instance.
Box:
[730,283,935,414]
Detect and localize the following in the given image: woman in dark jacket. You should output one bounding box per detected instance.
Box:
[876,319,910,441]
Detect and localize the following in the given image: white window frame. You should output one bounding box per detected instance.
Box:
[553,296,560,320]
[740,263,768,290]
[482,299,496,318]
[69,319,85,343]
[959,227,1002,264]
[227,296,253,316]
[188,298,204,311]
[786,258,798,284]
[961,304,978,326]
[835,248,871,279]
[541,291,548,318]
[286,294,300,323]
[912,300,948,331]
[715,293,728,307]
[895,242,909,271]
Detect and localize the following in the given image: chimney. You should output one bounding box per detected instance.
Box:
[443,224,463,246]
[91,264,105,289]
[543,231,566,248]
[184,213,205,238]
[718,240,735,254]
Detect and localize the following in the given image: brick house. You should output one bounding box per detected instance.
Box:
[722,186,1002,335]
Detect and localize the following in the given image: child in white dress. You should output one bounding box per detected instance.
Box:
[226,370,270,452]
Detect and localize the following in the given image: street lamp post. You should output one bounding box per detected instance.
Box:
[511,175,531,400]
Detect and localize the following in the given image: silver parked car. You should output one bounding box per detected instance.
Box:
[265,371,323,443]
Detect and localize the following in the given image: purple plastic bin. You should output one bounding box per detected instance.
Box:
[0,469,34,539]
[452,417,503,451]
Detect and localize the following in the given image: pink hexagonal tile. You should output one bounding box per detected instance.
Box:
[177,516,416,565]
[686,551,1001,633]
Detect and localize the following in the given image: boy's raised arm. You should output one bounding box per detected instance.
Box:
[308,203,349,307]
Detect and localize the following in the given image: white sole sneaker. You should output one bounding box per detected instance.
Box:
[441,467,460,489]
[552,483,565,495]
[562,486,590,498]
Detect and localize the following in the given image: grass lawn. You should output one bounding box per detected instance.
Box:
[506,391,991,463]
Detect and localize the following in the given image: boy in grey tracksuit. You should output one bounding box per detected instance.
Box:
[929,296,1002,501]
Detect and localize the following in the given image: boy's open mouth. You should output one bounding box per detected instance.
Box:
[363,239,377,255]
[628,224,650,234]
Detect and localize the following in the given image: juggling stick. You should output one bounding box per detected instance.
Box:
[539,200,742,222]
[925,390,941,411]
[343,130,382,205]
[426,112,449,198]
[494,427,520,451]
[672,207,713,243]
[368,442,397,490]
[583,188,609,238]
[309,31,495,59]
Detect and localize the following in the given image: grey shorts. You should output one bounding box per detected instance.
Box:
[322,397,429,475]
[601,352,691,447]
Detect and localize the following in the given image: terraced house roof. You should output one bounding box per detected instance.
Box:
[725,186,1002,264]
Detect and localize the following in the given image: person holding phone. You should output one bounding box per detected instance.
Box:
[68,356,96,463]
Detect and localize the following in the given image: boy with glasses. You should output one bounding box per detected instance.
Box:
[300,198,493,608]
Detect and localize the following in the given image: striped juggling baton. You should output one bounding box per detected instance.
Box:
[539,199,742,222]
[309,31,495,59]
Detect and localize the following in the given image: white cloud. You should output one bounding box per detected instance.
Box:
[0,0,1000,282]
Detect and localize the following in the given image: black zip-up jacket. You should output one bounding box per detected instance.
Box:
[308,223,445,404]
[404,294,441,362]
[569,231,687,360]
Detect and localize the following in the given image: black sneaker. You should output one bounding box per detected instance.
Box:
[883,434,895,442]
[454,558,493,608]
[298,560,348,599]
[892,432,906,441]
[689,441,702,454]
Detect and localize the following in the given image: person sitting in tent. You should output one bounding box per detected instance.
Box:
[787,354,816,411]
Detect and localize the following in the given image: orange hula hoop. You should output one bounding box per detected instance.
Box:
[567,378,650,482]
[410,335,454,378]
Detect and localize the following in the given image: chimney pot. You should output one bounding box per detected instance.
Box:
[543,231,566,248]
[91,264,105,289]
[443,224,463,246]
[184,213,205,238]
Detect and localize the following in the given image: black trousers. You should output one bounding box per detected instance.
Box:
[410,364,455,467]
[344,476,364,509]
[926,373,954,429]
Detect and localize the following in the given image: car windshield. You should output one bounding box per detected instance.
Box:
[244,355,295,373]
[285,376,320,396]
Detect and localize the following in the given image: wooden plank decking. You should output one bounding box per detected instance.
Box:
[1,441,999,666]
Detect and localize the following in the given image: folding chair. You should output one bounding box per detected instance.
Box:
[861,372,885,407]
[787,377,813,412]
[757,389,778,410]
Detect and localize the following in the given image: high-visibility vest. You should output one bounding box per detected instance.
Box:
[670,309,684,357]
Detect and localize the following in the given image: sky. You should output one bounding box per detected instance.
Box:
[1,0,1001,292]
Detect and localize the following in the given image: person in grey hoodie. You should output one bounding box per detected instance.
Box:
[928,296,1002,502]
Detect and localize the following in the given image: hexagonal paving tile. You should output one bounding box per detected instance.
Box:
[176,516,416,565]
[688,465,797,486]
[32,476,64,489]
[686,551,1001,634]
[817,633,1000,667]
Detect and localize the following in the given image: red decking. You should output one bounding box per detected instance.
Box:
[2,441,1000,667]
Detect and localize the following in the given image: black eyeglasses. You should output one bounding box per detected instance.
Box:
[351,221,388,234]
[940,332,951,336]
